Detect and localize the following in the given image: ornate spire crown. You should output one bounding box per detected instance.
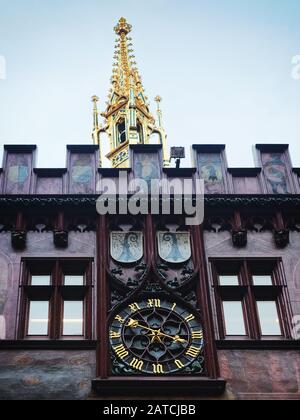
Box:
[92,18,169,168]
[109,17,148,112]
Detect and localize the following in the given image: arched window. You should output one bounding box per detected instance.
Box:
[137,123,144,144]
[117,120,126,144]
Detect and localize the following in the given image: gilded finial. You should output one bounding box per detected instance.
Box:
[91,95,104,167]
[92,95,100,131]
[155,95,162,110]
[92,95,99,106]
[114,17,132,36]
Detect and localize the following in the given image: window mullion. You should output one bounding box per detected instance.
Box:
[212,265,226,339]
[85,261,93,340]
[18,262,28,339]
[243,261,260,339]
[50,261,61,339]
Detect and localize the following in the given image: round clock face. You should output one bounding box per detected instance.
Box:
[109,298,204,375]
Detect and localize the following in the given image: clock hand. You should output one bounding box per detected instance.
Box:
[157,331,187,344]
[127,319,187,343]
[127,319,160,334]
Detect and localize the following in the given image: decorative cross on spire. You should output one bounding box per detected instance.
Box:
[114,17,132,36]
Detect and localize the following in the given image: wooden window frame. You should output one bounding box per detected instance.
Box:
[18,258,93,340]
[211,258,292,340]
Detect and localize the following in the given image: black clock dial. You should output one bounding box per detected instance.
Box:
[109,298,204,375]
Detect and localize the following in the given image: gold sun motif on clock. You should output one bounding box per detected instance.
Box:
[109,298,204,375]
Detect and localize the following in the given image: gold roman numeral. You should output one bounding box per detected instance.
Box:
[185,314,195,323]
[192,331,203,340]
[171,303,177,311]
[153,364,164,374]
[115,315,125,324]
[113,344,129,360]
[148,299,161,308]
[175,360,185,369]
[186,346,201,358]
[130,358,144,371]
[129,303,141,313]
[110,331,121,339]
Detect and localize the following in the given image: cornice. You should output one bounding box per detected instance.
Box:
[1,194,300,209]
[4,145,37,153]
[67,145,99,153]
[255,144,289,153]
[130,144,162,153]
[192,145,226,153]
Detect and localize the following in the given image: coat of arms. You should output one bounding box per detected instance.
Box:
[157,232,192,264]
[110,232,143,264]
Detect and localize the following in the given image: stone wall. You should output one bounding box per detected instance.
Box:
[0,350,96,400]
[219,350,300,400]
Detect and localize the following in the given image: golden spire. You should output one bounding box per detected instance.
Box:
[106,17,150,115]
[113,17,133,95]
[92,18,169,168]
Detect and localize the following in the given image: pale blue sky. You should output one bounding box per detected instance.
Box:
[0,0,299,168]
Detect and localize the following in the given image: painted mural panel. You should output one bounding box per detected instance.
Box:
[262,153,289,194]
[198,154,224,194]
[134,153,161,190]
[5,154,32,194]
[157,232,191,264]
[69,154,94,194]
[110,232,143,264]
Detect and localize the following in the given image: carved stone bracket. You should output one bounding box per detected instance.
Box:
[53,230,69,248]
[11,230,27,250]
[232,229,248,248]
[274,229,289,248]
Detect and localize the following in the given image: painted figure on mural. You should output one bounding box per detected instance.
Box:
[135,154,160,187]
[158,232,191,264]
[262,154,289,194]
[0,255,9,340]
[6,156,29,194]
[198,154,224,194]
[71,156,93,184]
[110,232,143,264]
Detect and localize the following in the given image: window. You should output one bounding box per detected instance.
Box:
[212,259,291,340]
[64,275,84,286]
[63,301,84,336]
[219,275,239,286]
[223,301,246,336]
[31,275,51,286]
[28,301,49,336]
[256,301,281,336]
[19,259,93,340]
[117,120,126,144]
[137,123,144,144]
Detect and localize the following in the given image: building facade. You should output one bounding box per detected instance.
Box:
[0,19,300,401]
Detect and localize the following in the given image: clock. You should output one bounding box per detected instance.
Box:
[109,297,204,375]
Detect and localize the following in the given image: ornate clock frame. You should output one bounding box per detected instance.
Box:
[93,213,223,396]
